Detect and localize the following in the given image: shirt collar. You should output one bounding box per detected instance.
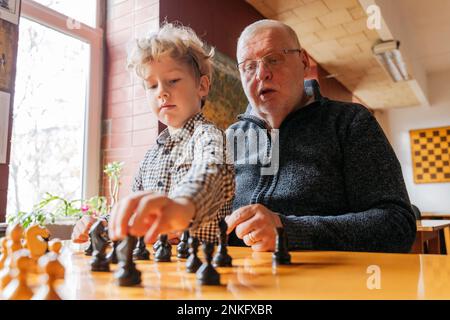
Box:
[156,112,206,145]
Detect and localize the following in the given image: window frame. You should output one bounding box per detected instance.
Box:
[20,0,104,200]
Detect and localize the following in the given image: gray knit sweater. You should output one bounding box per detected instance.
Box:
[227,81,416,253]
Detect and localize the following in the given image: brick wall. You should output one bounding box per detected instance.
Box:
[102,0,160,199]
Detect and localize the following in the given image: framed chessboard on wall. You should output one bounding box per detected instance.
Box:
[410,126,450,184]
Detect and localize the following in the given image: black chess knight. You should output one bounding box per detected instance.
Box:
[89,220,110,272]
[133,236,150,260]
[107,240,120,264]
[154,234,171,262]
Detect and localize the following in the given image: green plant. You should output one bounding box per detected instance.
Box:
[7,161,124,227]
[104,161,124,210]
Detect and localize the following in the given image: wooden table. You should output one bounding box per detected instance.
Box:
[43,242,450,299]
[421,212,450,219]
[413,220,450,254]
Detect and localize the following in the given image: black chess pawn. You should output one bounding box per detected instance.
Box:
[212,219,232,267]
[196,242,221,286]
[107,240,119,264]
[272,227,291,265]
[133,236,150,261]
[154,234,171,262]
[185,236,202,273]
[90,220,110,272]
[177,230,190,259]
[114,236,142,286]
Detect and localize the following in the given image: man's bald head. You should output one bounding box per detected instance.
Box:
[237,19,301,59]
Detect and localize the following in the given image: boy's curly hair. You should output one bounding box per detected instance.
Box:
[127,22,215,87]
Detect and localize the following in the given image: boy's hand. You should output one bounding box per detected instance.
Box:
[71,215,97,243]
[108,191,195,244]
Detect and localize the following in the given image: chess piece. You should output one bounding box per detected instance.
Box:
[84,241,93,256]
[25,224,50,259]
[89,220,110,272]
[213,219,232,267]
[272,227,291,265]
[0,237,7,269]
[154,234,171,262]
[3,249,33,300]
[0,224,23,289]
[48,239,62,255]
[196,242,221,286]
[107,240,120,264]
[114,236,142,286]
[133,236,150,260]
[32,253,65,300]
[177,230,190,259]
[185,236,202,273]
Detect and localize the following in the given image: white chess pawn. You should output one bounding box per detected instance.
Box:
[32,253,65,300]
[2,249,33,300]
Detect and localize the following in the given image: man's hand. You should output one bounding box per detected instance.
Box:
[108,191,195,244]
[71,215,97,243]
[225,204,282,252]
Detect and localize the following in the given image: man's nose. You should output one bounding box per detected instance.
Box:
[256,61,272,81]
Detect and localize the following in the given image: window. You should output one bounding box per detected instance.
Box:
[6,0,103,216]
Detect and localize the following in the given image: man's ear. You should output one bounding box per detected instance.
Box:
[301,49,310,73]
[198,75,210,99]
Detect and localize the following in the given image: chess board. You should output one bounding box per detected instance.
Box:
[52,242,450,299]
[410,126,450,184]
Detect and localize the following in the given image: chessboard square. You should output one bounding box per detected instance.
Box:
[430,173,437,180]
[434,143,441,149]
[445,173,450,179]
[423,168,430,174]
[422,155,429,161]
[419,132,426,138]
[433,131,440,137]
[427,137,433,143]
[415,162,422,168]
[428,149,435,155]
[433,136,442,143]
[441,136,448,142]
[437,167,444,173]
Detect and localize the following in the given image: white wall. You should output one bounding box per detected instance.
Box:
[374,70,450,213]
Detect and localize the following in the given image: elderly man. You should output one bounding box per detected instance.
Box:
[225,19,416,253]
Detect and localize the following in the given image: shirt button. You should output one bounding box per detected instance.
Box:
[157,181,164,187]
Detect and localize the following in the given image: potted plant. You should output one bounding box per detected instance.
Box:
[6,161,124,239]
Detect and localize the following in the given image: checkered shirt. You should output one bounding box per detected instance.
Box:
[132,113,235,244]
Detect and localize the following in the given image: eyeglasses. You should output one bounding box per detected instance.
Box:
[237,49,302,76]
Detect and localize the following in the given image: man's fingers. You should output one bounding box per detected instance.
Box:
[242,228,264,246]
[235,216,260,239]
[226,206,256,234]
